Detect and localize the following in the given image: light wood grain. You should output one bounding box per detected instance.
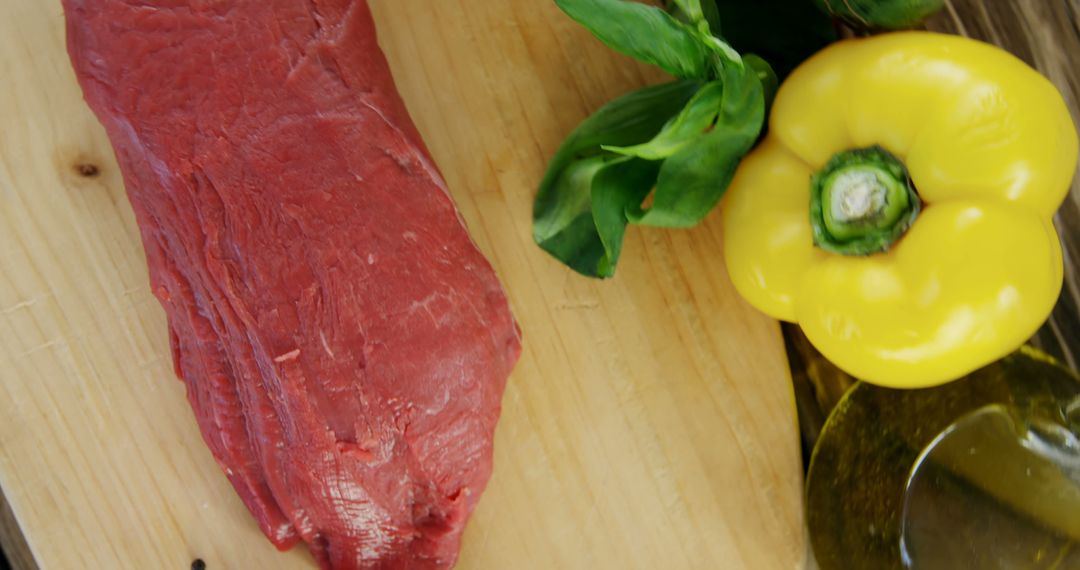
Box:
[0,1,805,569]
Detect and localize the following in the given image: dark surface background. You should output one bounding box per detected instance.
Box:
[4,1,1080,568]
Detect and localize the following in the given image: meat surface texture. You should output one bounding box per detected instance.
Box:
[63,1,521,568]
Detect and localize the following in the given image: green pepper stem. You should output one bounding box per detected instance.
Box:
[810,146,920,256]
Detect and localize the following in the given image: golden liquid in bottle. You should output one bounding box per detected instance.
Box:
[801,343,1080,570]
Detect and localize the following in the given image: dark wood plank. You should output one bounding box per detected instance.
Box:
[0,490,37,570]
[927,0,1080,372]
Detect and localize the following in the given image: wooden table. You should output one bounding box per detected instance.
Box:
[0,1,803,569]
[3,1,1080,569]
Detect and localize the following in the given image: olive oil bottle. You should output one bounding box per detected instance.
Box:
[789,326,1080,569]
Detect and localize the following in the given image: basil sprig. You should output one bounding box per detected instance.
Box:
[533,81,701,278]
[535,0,785,277]
[556,0,713,79]
[630,62,764,228]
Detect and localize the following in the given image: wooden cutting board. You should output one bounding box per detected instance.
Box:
[0,1,806,568]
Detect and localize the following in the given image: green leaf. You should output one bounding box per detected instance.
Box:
[700,0,722,33]
[713,0,835,78]
[556,0,711,79]
[813,0,944,31]
[667,0,720,32]
[532,155,663,278]
[701,35,744,70]
[629,64,764,228]
[533,156,609,276]
[667,0,704,27]
[592,158,663,277]
[534,80,702,215]
[534,80,702,277]
[745,54,778,111]
[602,80,724,161]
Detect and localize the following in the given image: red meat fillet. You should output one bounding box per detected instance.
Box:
[62,1,521,568]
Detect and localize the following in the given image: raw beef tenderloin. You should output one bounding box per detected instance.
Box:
[63,1,521,568]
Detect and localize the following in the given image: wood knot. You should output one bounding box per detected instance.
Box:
[191,559,206,570]
[74,163,100,178]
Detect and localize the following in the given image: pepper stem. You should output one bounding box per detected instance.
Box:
[810,146,920,256]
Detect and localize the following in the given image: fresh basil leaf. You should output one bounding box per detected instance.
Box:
[659,1,742,79]
[629,64,764,228]
[666,0,721,33]
[592,157,663,277]
[813,0,944,30]
[535,79,701,209]
[713,0,835,78]
[602,80,723,161]
[555,0,711,79]
[700,0,722,33]
[533,156,609,276]
[745,54,778,111]
[667,0,704,27]
[700,34,743,69]
[534,81,702,276]
[532,155,661,278]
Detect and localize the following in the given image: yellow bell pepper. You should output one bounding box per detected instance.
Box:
[723,32,1078,388]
